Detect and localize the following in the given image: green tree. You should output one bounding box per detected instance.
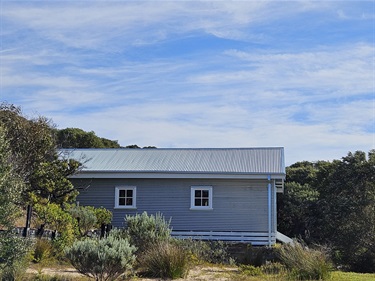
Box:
[314,151,375,272]
[0,125,24,228]
[278,161,320,240]
[0,125,33,280]
[0,103,81,205]
[55,127,121,148]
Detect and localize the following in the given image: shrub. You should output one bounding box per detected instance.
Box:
[139,241,189,279]
[125,211,171,253]
[176,239,231,264]
[65,233,136,281]
[239,264,263,276]
[0,232,33,281]
[68,205,97,237]
[93,206,112,228]
[33,239,54,264]
[278,241,332,280]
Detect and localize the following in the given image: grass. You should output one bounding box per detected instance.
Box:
[26,262,375,281]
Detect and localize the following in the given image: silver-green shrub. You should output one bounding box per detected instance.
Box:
[125,211,171,253]
[0,232,33,281]
[65,233,136,281]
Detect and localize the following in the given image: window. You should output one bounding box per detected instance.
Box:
[115,186,136,209]
[190,186,213,210]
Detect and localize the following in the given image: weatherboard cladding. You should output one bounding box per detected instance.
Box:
[62,147,285,175]
[74,178,270,231]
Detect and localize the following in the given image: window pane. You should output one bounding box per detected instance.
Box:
[195,190,201,197]
[202,190,209,197]
[126,198,133,206]
[202,199,209,206]
[126,190,133,197]
[119,190,126,197]
[119,198,126,206]
[195,199,201,206]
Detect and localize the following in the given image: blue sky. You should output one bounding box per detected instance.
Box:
[1,1,374,165]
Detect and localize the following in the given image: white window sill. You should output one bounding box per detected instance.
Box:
[189,207,213,211]
[114,206,137,210]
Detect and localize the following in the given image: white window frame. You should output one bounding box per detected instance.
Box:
[115,186,137,209]
[190,186,213,210]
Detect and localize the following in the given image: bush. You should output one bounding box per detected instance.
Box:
[65,233,136,281]
[125,211,171,254]
[139,241,189,279]
[33,239,54,264]
[239,264,263,276]
[0,232,33,281]
[176,239,231,264]
[68,205,97,237]
[278,241,332,280]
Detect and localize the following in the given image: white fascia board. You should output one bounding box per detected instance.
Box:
[70,171,286,180]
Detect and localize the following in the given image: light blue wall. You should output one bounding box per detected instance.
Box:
[73,178,273,232]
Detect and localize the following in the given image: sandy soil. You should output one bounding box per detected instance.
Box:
[27,265,239,280]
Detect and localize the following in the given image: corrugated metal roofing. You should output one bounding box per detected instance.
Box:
[61,147,285,175]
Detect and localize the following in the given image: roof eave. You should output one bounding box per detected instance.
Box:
[70,171,286,180]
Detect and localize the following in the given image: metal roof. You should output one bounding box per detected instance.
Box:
[61,147,285,176]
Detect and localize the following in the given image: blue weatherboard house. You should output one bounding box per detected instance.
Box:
[63,147,291,245]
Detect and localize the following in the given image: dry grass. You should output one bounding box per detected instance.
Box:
[26,264,375,281]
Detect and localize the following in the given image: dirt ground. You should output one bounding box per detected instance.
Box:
[27,265,239,281]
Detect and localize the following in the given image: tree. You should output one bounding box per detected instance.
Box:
[0,125,33,281]
[0,103,81,205]
[55,127,121,148]
[314,151,375,272]
[278,161,321,240]
[0,125,24,229]
[279,150,375,272]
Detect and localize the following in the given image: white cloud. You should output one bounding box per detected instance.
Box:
[1,1,373,166]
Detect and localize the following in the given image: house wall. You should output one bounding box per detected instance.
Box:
[73,178,273,233]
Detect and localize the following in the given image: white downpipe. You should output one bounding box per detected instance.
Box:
[267,175,272,246]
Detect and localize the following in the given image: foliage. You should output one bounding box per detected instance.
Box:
[33,203,77,255]
[65,233,136,281]
[68,205,97,237]
[0,232,34,281]
[29,157,81,205]
[0,103,81,206]
[278,150,375,273]
[93,206,113,227]
[0,125,24,229]
[177,239,232,264]
[277,241,332,280]
[239,265,263,276]
[139,241,189,279]
[313,151,375,272]
[125,211,171,254]
[55,127,121,149]
[33,239,54,264]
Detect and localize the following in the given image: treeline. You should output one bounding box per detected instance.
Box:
[278,152,375,272]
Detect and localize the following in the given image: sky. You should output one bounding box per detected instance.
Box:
[0,1,374,165]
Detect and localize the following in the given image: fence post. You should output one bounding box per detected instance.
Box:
[22,205,32,237]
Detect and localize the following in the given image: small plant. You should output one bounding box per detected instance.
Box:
[261,262,286,275]
[278,241,332,280]
[65,233,136,281]
[33,239,54,264]
[139,241,189,279]
[239,264,263,276]
[125,211,171,254]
